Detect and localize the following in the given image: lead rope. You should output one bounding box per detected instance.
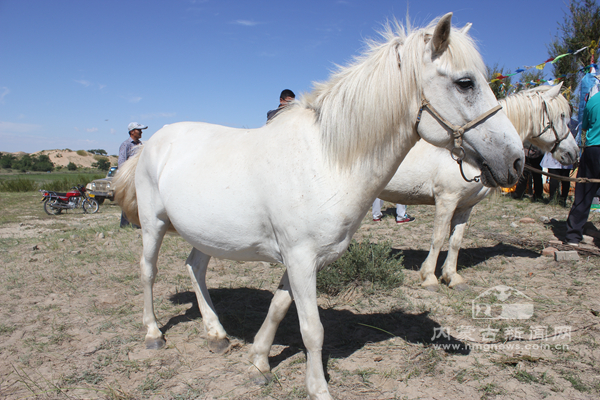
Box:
[417,99,503,183]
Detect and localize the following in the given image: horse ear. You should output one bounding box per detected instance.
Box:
[543,82,563,100]
[459,22,472,35]
[431,12,453,55]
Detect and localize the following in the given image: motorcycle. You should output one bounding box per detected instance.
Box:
[40,184,100,215]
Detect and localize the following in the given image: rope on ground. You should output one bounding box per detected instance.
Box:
[523,164,600,183]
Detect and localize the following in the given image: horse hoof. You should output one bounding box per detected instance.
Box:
[451,283,469,292]
[208,337,230,354]
[423,285,439,292]
[145,337,166,350]
[251,371,274,386]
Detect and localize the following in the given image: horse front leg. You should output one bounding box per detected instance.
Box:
[141,220,169,349]
[186,248,229,353]
[248,271,293,383]
[419,198,457,291]
[286,259,331,400]
[441,207,472,290]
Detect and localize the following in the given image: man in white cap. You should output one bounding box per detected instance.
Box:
[118,122,147,168]
[118,122,147,227]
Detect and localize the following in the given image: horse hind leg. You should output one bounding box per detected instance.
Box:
[441,207,472,291]
[141,218,170,349]
[420,199,456,291]
[249,270,294,384]
[186,248,229,354]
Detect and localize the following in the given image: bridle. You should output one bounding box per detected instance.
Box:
[416,98,503,183]
[531,96,570,154]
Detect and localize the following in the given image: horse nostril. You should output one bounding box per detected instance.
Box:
[514,157,523,175]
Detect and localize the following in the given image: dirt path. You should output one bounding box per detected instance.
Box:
[0,193,599,399]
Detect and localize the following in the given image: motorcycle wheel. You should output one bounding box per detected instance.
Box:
[83,198,99,214]
[43,199,62,215]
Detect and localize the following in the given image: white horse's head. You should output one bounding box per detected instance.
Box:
[409,13,524,187]
[306,13,523,188]
[500,83,579,166]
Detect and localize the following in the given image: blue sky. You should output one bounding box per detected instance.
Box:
[1,0,571,155]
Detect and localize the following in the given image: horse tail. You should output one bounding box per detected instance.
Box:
[113,150,142,227]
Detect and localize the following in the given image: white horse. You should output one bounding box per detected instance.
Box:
[379,83,578,291]
[114,14,524,399]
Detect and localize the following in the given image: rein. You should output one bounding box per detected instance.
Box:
[523,164,600,184]
[416,99,503,183]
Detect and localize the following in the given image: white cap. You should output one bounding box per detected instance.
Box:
[128,122,148,132]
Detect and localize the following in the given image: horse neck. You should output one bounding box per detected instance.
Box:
[500,93,544,143]
[304,36,420,178]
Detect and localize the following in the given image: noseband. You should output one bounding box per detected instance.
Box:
[416,99,503,183]
[531,98,569,154]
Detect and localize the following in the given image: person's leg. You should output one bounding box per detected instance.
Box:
[559,169,571,202]
[548,169,559,200]
[566,148,600,244]
[120,211,130,228]
[512,168,530,199]
[396,204,406,219]
[372,198,383,221]
[531,155,544,201]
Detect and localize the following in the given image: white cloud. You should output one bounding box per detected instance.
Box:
[232,20,260,27]
[128,96,142,103]
[86,127,98,133]
[0,87,9,104]
[110,128,117,135]
[74,79,92,87]
[98,83,106,90]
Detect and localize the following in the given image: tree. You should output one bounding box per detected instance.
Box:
[67,162,77,171]
[0,153,16,169]
[12,154,33,172]
[92,158,111,171]
[31,154,54,171]
[487,63,512,99]
[87,149,107,155]
[548,0,600,93]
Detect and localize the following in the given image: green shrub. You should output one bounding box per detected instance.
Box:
[0,178,38,192]
[76,150,88,156]
[91,158,111,171]
[67,162,77,171]
[39,174,103,192]
[317,237,404,295]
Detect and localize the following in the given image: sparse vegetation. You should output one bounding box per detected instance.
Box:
[317,237,404,295]
[0,189,598,399]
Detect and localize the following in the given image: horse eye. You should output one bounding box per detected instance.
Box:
[455,78,474,91]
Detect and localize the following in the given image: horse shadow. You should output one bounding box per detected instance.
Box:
[395,243,540,275]
[163,288,469,370]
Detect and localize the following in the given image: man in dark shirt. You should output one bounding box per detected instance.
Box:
[267,89,295,122]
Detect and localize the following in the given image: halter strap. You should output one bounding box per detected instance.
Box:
[531,98,570,154]
[416,98,503,183]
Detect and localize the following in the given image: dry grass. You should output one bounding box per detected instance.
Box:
[0,191,599,399]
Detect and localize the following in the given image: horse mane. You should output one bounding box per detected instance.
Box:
[300,17,487,172]
[499,85,570,142]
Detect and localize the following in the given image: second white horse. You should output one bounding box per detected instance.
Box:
[379,83,578,290]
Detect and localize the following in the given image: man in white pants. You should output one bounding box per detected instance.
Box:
[372,198,415,223]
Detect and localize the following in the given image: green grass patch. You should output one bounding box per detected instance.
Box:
[0,178,38,192]
[317,237,404,295]
[0,172,104,192]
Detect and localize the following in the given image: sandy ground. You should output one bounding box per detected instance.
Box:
[25,149,118,169]
[0,192,599,399]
